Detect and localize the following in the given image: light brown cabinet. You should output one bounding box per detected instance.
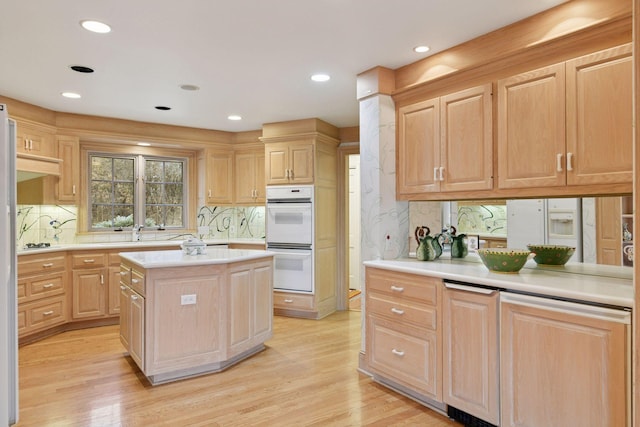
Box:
[55,135,80,203]
[443,284,499,425]
[15,120,55,156]
[234,149,265,204]
[17,253,67,338]
[205,149,234,205]
[498,44,632,190]
[264,141,314,185]
[500,293,629,427]
[71,251,120,320]
[119,264,145,370]
[398,84,493,196]
[365,267,443,403]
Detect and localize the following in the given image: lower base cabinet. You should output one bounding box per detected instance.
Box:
[119,281,145,370]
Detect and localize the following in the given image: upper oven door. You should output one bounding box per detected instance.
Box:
[266,201,313,245]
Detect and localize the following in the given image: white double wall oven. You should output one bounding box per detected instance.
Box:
[266,185,314,293]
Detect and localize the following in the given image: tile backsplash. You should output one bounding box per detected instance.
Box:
[17,204,265,246]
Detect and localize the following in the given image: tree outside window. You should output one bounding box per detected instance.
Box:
[89,154,187,230]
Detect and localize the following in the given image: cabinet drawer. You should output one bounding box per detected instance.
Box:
[72,253,107,268]
[273,292,314,310]
[19,254,66,275]
[119,264,131,287]
[368,316,440,400]
[109,253,121,266]
[368,292,437,330]
[17,281,27,301]
[367,268,439,305]
[29,273,64,298]
[130,269,145,296]
[19,296,67,336]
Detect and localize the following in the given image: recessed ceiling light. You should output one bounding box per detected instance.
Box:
[155,106,171,111]
[70,65,94,73]
[180,84,200,91]
[61,92,81,99]
[227,115,242,121]
[311,74,330,82]
[80,20,111,34]
[137,142,151,147]
[414,45,430,53]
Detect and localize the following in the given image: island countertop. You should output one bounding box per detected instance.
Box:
[364,254,633,308]
[119,248,274,269]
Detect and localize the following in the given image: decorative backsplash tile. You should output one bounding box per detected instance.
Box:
[456,204,507,237]
[17,205,78,246]
[196,206,265,240]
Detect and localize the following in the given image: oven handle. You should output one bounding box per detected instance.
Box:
[269,250,312,258]
[267,205,312,211]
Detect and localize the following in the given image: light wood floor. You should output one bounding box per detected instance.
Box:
[16,311,459,426]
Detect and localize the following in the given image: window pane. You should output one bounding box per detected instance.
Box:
[165,184,183,204]
[112,210,134,228]
[145,206,162,227]
[91,182,113,204]
[92,205,114,227]
[165,162,183,182]
[114,182,134,204]
[114,158,135,181]
[146,160,163,183]
[146,183,162,204]
[166,206,183,227]
[91,157,112,180]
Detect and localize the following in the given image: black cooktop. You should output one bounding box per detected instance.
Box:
[24,242,51,249]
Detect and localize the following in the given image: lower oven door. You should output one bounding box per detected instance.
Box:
[269,247,313,293]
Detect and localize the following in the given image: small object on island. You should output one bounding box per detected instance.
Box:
[181,237,207,255]
[477,248,530,273]
[527,244,575,266]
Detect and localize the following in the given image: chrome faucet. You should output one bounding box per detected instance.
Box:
[132,224,143,241]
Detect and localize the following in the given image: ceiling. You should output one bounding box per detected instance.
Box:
[0,0,566,133]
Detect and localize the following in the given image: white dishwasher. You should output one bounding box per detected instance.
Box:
[500,292,631,427]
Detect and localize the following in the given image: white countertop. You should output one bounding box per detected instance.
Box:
[119,248,274,269]
[364,254,633,308]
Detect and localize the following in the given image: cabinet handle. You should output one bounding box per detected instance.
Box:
[433,167,438,181]
[208,189,212,197]
[391,349,405,357]
[43,283,54,288]
[566,152,573,171]
[120,271,128,276]
[283,299,294,303]
[132,278,139,284]
[390,285,404,293]
[390,307,405,315]
[72,184,76,195]
[83,259,95,263]
[42,263,54,268]
[120,285,127,290]
[24,138,29,151]
[439,166,444,181]
[131,295,138,301]
[556,153,563,172]
[29,139,33,150]
[100,274,104,285]
[43,310,54,316]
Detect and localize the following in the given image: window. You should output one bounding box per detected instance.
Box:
[89,153,187,230]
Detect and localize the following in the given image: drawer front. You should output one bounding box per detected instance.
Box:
[368,316,440,400]
[108,253,121,266]
[19,255,66,276]
[17,280,27,301]
[273,292,314,310]
[20,296,67,336]
[119,264,131,287]
[72,253,107,269]
[368,293,437,330]
[130,269,145,296]
[17,308,26,333]
[30,274,65,298]
[366,268,439,305]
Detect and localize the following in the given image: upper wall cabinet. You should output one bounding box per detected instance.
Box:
[264,141,314,185]
[397,84,493,196]
[56,135,80,203]
[205,149,234,205]
[498,43,632,190]
[15,120,55,157]
[234,148,265,204]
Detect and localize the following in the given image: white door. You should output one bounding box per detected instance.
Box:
[348,155,361,291]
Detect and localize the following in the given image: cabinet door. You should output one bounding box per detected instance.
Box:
[440,84,493,192]
[596,196,622,265]
[289,142,313,184]
[55,135,80,203]
[108,266,121,315]
[129,290,145,370]
[497,63,566,189]
[254,151,265,203]
[16,122,55,156]
[72,268,106,319]
[265,143,289,184]
[234,152,257,204]
[253,262,273,338]
[397,98,440,194]
[119,285,131,350]
[443,286,499,425]
[566,43,632,186]
[500,295,627,427]
[205,149,233,204]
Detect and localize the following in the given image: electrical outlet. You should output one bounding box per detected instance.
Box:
[181,294,197,305]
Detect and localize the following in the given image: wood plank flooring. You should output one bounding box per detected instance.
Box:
[16,311,459,426]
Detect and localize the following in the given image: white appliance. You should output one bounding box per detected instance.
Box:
[0,104,18,425]
[506,198,583,261]
[266,185,314,293]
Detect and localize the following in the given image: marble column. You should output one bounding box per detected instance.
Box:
[359,95,409,266]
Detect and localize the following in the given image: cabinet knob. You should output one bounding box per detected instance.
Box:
[391,348,405,357]
[390,285,404,293]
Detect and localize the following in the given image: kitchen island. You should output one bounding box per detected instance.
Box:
[118,248,274,385]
